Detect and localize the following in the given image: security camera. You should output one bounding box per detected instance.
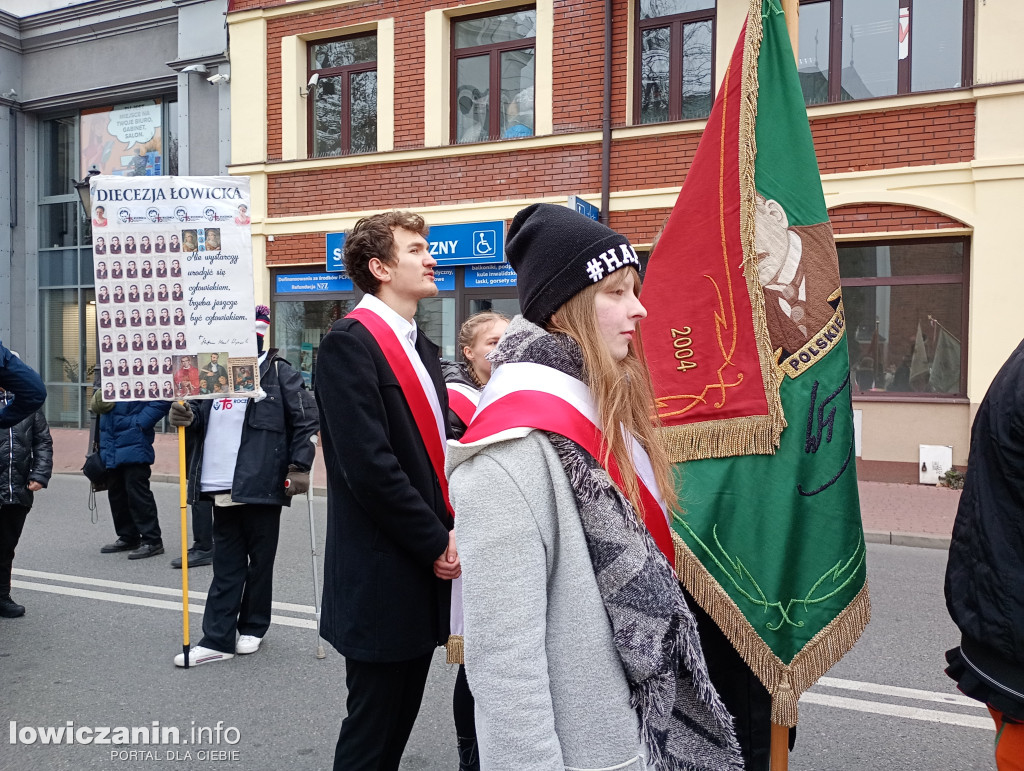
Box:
[1,88,16,99]
[300,72,319,97]
[207,73,230,85]
[181,64,208,74]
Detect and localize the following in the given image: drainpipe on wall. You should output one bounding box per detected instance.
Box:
[600,0,612,226]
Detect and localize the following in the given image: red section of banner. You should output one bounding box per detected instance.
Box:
[347,308,453,516]
[462,390,675,567]
[639,26,769,427]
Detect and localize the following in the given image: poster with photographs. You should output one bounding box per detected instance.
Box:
[92,175,260,402]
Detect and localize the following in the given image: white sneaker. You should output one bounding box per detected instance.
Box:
[174,645,234,668]
[236,634,263,655]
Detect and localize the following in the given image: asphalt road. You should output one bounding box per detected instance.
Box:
[1,475,996,770]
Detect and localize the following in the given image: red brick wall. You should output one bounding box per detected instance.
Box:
[812,103,975,174]
[266,232,325,265]
[267,143,603,216]
[234,1,977,222]
[609,207,671,245]
[829,204,967,235]
[553,0,606,133]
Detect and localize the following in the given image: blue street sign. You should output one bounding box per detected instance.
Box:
[324,220,506,269]
[326,232,345,272]
[433,268,456,291]
[276,272,353,294]
[465,263,517,288]
[568,195,600,221]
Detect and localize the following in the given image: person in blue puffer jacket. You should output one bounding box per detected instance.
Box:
[91,393,171,560]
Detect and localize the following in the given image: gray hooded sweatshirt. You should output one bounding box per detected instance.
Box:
[448,428,646,771]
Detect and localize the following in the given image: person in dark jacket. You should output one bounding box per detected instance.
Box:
[0,385,52,617]
[92,395,171,559]
[316,211,459,771]
[168,306,319,666]
[945,336,1024,769]
[0,343,46,429]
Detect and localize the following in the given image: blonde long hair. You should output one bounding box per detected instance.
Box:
[547,267,678,518]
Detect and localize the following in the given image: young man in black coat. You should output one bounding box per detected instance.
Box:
[315,211,460,771]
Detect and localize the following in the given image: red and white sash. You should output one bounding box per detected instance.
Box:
[347,305,452,515]
[446,382,481,427]
[460,362,675,567]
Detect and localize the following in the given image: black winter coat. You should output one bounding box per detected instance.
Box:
[316,317,453,662]
[0,392,53,507]
[945,336,1024,717]
[184,349,319,507]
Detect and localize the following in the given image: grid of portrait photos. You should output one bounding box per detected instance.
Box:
[94,227,238,401]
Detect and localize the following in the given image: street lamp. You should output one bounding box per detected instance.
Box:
[73,166,101,216]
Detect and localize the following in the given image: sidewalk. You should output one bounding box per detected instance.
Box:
[50,428,958,549]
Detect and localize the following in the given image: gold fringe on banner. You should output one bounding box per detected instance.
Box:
[737,0,787,461]
[674,531,871,727]
[658,414,781,464]
[446,635,464,665]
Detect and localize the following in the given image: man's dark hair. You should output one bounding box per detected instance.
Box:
[343,211,428,295]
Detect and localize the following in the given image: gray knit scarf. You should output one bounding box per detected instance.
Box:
[490,317,743,771]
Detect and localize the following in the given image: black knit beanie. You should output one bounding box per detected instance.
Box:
[506,203,641,324]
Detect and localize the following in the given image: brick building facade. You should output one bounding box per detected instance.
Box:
[226,0,1024,481]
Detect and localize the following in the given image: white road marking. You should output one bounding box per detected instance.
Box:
[800,693,993,730]
[12,567,315,614]
[11,578,316,630]
[814,676,984,709]
[5,568,995,732]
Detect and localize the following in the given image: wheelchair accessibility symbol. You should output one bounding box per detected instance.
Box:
[472,230,497,257]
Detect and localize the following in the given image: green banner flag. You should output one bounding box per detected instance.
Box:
[639,0,869,727]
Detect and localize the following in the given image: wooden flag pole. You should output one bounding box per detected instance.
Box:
[770,723,790,771]
[772,7,798,770]
[781,0,800,66]
[177,418,191,668]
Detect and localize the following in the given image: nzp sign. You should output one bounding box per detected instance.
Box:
[325,221,506,270]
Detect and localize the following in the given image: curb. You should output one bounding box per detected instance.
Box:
[58,472,953,549]
[864,530,951,551]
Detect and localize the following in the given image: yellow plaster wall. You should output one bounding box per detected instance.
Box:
[974,0,1024,84]
[857,402,972,466]
[228,14,267,167]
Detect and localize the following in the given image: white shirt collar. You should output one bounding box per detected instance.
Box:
[356,293,418,347]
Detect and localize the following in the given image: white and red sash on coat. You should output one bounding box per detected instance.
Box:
[459,362,675,568]
[346,306,452,516]
[446,381,481,427]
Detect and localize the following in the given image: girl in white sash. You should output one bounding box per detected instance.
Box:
[447,204,741,771]
[441,311,510,771]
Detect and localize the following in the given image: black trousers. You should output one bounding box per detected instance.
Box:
[683,585,795,771]
[453,664,476,739]
[106,463,161,545]
[191,499,213,551]
[333,653,434,771]
[199,503,281,653]
[0,504,30,595]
